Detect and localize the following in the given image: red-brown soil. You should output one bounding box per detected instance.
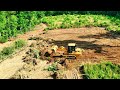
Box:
[1,25,120,79]
[39,27,120,65]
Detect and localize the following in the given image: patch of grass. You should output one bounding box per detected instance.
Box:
[27,48,40,59]
[46,62,58,72]
[0,36,8,43]
[0,46,15,60]
[13,39,26,49]
[40,14,120,33]
[32,49,40,59]
[1,46,15,56]
[82,61,120,79]
[0,39,27,60]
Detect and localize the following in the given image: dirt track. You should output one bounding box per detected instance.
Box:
[0,24,47,79]
[0,48,27,79]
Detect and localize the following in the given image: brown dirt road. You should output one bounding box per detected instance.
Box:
[0,47,28,79]
[0,24,47,79]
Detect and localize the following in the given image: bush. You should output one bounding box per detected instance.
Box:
[82,62,120,79]
[47,62,58,72]
[30,48,40,59]
[14,39,26,49]
[0,11,120,43]
[1,46,14,56]
[0,39,27,60]
[0,36,8,43]
[40,14,120,34]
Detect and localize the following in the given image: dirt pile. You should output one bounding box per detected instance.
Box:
[10,36,56,79]
[55,68,82,79]
[11,35,84,79]
[53,62,82,79]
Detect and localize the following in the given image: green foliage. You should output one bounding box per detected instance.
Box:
[14,39,26,49]
[0,36,8,43]
[28,48,40,59]
[0,11,42,43]
[6,15,18,37]
[0,12,7,31]
[1,46,14,56]
[32,49,40,59]
[82,62,120,79]
[0,39,26,60]
[47,62,58,72]
[0,11,120,43]
[40,14,120,34]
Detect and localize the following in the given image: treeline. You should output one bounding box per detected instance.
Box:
[44,11,120,17]
[0,11,45,43]
[0,11,120,43]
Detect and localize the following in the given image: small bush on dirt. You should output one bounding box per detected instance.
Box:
[27,48,40,59]
[14,39,26,49]
[0,11,120,43]
[47,62,58,72]
[82,61,120,79]
[40,14,120,33]
[0,46,15,60]
[32,49,40,59]
[46,57,51,61]
[1,46,14,56]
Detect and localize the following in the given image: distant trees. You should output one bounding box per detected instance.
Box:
[0,11,120,43]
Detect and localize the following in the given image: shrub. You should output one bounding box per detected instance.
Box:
[14,39,26,49]
[0,11,120,43]
[0,36,8,43]
[1,46,14,56]
[82,61,120,79]
[47,62,58,72]
[32,49,40,59]
[0,39,27,60]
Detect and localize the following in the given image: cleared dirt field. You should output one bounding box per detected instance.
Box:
[0,25,120,79]
[40,27,120,64]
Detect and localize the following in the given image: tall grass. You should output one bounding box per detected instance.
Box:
[0,39,26,60]
[13,39,26,49]
[82,61,120,79]
[0,11,120,43]
[41,14,120,34]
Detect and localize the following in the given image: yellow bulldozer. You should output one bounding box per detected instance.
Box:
[41,43,84,61]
